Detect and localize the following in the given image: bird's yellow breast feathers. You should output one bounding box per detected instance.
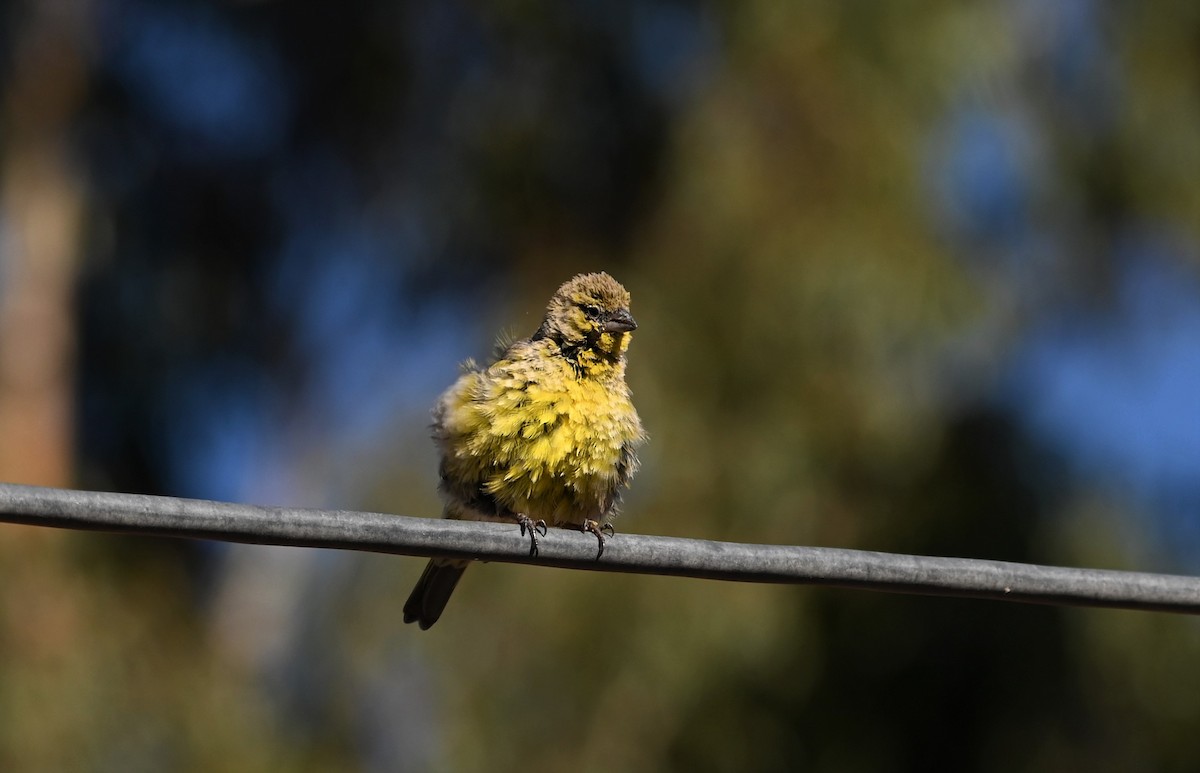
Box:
[433,272,646,526]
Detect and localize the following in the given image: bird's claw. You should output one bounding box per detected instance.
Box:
[582,519,614,558]
[517,514,547,556]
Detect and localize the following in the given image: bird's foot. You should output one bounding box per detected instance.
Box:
[517,514,548,557]
[582,520,615,558]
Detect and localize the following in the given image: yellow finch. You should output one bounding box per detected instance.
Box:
[403,272,646,629]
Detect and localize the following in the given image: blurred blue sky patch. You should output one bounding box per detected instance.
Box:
[927,106,1039,250]
[102,0,292,161]
[1007,234,1200,556]
[629,0,717,105]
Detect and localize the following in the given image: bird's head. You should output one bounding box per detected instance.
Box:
[537,272,636,364]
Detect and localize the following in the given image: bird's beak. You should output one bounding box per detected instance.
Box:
[604,308,637,333]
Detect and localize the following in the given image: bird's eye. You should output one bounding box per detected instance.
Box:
[581,304,602,319]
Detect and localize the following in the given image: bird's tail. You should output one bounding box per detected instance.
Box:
[403,559,469,630]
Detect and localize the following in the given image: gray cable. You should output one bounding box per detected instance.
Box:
[1,482,1197,614]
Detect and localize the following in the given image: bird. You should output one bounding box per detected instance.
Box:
[403,272,646,630]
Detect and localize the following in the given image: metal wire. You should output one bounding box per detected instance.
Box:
[1,482,1198,614]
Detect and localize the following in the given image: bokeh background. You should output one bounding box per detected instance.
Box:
[2,1,1200,770]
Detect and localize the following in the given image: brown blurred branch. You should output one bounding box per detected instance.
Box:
[1,482,1198,615]
[0,3,89,487]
